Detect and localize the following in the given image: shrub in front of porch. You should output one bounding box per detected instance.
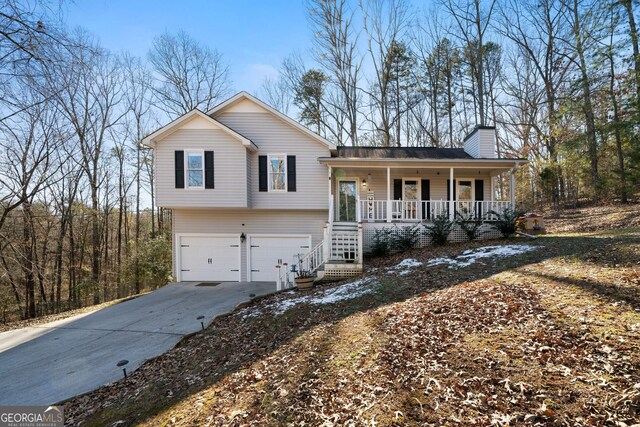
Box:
[423,214,455,246]
[391,224,421,252]
[455,212,485,241]
[370,228,393,257]
[489,207,526,238]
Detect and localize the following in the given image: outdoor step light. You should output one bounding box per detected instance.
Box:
[117,359,129,379]
[197,315,205,331]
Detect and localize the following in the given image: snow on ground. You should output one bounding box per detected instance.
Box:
[425,244,541,269]
[240,277,378,318]
[387,258,423,276]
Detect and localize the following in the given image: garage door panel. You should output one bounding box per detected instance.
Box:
[249,236,310,282]
[180,236,239,282]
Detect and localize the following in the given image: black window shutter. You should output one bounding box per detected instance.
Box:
[175,151,184,189]
[258,155,268,192]
[204,151,214,189]
[287,155,296,192]
[475,179,484,220]
[421,179,430,220]
[393,179,402,200]
[447,179,456,200]
[474,179,484,201]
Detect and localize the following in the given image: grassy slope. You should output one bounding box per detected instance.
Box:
[65,210,640,426]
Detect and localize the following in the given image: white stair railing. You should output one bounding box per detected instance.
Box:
[298,240,326,273]
[276,262,293,291]
[331,231,359,262]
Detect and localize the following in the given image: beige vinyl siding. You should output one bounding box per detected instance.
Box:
[463,129,495,158]
[215,112,330,209]
[477,130,496,158]
[155,128,248,208]
[463,137,479,158]
[173,209,328,281]
[334,169,492,201]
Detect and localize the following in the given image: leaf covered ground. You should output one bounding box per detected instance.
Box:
[64,208,640,426]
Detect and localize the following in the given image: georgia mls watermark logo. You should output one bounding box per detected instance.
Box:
[0,406,64,427]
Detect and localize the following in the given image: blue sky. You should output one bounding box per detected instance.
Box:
[65,0,313,92]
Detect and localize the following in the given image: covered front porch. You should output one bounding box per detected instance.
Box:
[321,160,523,224]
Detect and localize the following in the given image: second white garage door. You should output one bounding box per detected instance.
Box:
[248,235,311,282]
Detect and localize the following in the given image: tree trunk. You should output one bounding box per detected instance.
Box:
[571,0,599,202]
[22,202,36,318]
[619,0,640,109]
[91,189,101,305]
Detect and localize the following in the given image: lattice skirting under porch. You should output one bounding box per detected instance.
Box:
[362,222,503,253]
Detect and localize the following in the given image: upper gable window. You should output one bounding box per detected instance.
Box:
[187,151,204,188]
[268,154,287,191]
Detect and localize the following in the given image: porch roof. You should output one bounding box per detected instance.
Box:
[318,155,526,170]
[336,146,474,159]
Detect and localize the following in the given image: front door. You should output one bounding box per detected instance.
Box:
[457,180,473,216]
[338,180,357,222]
[403,180,418,220]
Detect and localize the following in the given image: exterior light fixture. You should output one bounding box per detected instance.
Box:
[197,315,205,330]
[240,232,246,243]
[117,359,129,379]
[362,179,367,188]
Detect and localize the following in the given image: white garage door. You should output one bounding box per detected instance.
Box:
[249,235,311,282]
[179,235,240,282]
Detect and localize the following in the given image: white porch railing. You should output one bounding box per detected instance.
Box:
[357,199,513,222]
[360,199,388,221]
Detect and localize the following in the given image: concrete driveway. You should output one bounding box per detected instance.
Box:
[0,281,275,405]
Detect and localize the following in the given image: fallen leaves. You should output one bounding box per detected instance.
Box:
[63,219,640,427]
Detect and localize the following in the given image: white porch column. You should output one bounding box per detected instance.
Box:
[490,175,495,202]
[510,168,516,210]
[328,166,333,223]
[386,167,391,223]
[449,167,454,220]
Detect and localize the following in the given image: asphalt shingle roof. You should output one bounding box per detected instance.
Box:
[336,147,475,160]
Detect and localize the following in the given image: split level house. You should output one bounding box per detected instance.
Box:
[143,91,527,284]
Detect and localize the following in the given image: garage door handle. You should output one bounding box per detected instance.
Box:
[251,269,260,272]
[230,269,239,272]
[181,269,190,272]
[250,245,259,248]
[230,244,239,247]
[301,245,309,248]
[207,258,212,264]
[181,245,189,248]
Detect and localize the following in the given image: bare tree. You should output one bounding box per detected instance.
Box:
[148,31,232,118]
[498,0,572,199]
[442,0,497,126]
[258,75,293,114]
[561,0,603,201]
[49,32,125,304]
[308,0,362,145]
[360,0,409,146]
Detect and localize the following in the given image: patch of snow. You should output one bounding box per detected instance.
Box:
[242,277,378,318]
[388,258,423,275]
[425,244,541,269]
